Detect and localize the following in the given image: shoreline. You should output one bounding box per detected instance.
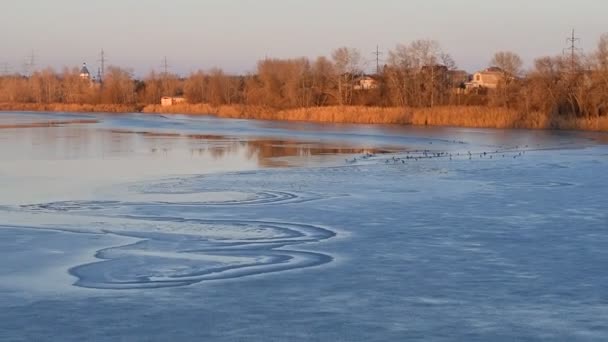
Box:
[1,102,608,132]
[0,103,142,114]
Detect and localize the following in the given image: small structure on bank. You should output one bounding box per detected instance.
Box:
[354,75,380,90]
[161,96,186,107]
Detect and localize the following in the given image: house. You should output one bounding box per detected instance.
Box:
[353,75,380,90]
[161,96,186,106]
[466,67,505,89]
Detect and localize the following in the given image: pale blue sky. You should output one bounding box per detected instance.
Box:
[1,0,606,76]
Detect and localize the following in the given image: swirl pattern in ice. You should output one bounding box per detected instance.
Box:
[6,173,338,290]
[20,191,320,214]
[67,218,336,289]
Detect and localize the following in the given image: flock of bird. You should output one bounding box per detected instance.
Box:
[345,144,535,165]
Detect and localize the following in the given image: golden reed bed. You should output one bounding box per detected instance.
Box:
[143,104,608,132]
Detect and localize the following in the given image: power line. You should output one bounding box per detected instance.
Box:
[97,48,107,82]
[161,56,170,75]
[564,29,582,71]
[23,50,36,76]
[372,45,383,75]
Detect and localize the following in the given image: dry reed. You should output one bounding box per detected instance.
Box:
[144,104,608,131]
[2,102,607,132]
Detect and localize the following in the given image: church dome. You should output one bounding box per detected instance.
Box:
[80,63,90,76]
[80,62,91,80]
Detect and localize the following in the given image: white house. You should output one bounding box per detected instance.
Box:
[466,67,505,89]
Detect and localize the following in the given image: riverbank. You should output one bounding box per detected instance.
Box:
[0,103,142,113]
[142,104,608,131]
[2,102,608,131]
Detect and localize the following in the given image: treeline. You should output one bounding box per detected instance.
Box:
[1,36,608,121]
[0,66,137,105]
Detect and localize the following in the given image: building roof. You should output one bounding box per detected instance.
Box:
[478,67,505,75]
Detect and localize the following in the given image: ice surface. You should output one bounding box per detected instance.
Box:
[1,112,608,341]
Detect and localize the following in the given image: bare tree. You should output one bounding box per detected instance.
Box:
[490,51,524,77]
[101,66,136,104]
[595,34,608,70]
[58,67,95,104]
[184,71,208,104]
[310,56,334,106]
[590,34,608,116]
[208,68,232,106]
[489,51,524,107]
[332,47,363,106]
[387,40,455,107]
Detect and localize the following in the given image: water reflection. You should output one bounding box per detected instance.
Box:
[255,116,608,150]
[0,122,385,165]
[107,129,388,168]
[0,113,391,204]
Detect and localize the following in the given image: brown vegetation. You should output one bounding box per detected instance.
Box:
[143,104,608,131]
[0,102,140,113]
[2,36,608,131]
[144,104,409,124]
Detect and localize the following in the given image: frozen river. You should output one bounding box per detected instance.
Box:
[1,111,607,341]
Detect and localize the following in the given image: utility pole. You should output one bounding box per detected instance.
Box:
[98,49,106,83]
[564,29,582,71]
[23,50,36,76]
[160,56,171,97]
[161,56,170,75]
[372,45,383,75]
